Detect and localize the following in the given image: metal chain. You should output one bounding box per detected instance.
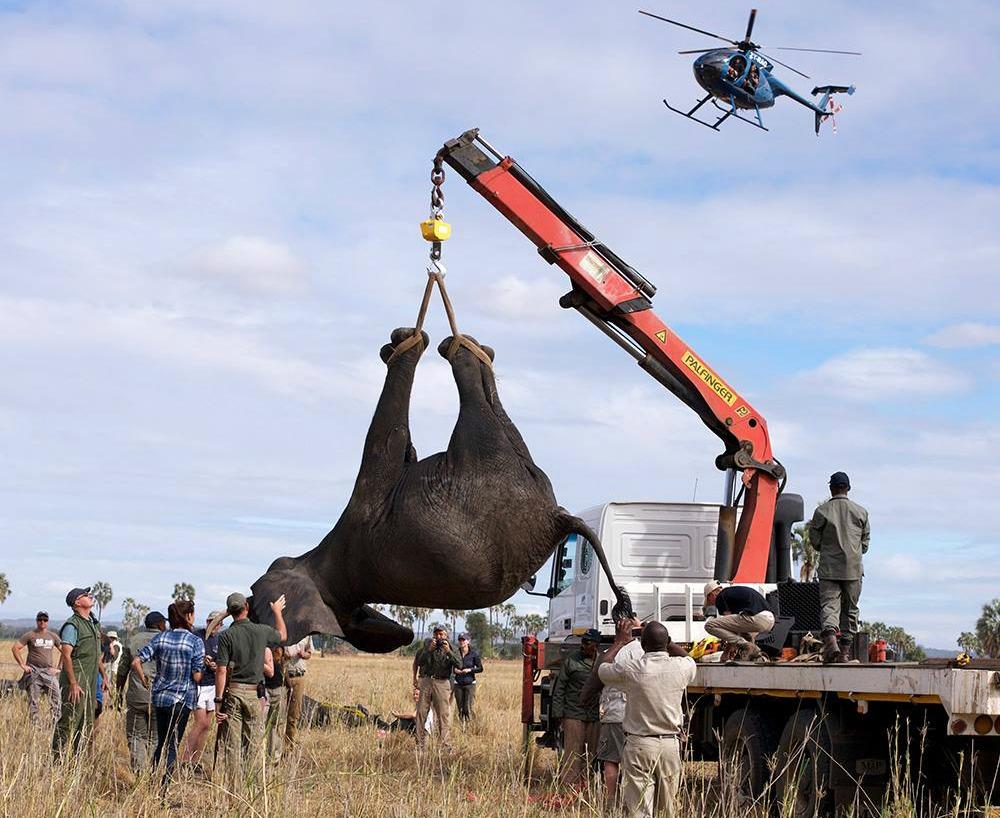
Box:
[429,153,445,262]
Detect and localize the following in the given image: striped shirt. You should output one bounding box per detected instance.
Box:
[138,629,205,709]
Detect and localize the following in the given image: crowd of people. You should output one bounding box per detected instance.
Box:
[10,587,315,794]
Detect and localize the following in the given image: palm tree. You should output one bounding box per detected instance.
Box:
[441,609,462,638]
[0,573,9,605]
[975,599,1000,658]
[91,581,113,621]
[389,606,417,654]
[958,631,982,656]
[121,597,150,634]
[791,524,818,581]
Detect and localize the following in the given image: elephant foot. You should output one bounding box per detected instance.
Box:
[341,605,414,653]
[380,327,430,365]
[436,334,495,363]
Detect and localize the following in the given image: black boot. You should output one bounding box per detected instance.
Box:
[821,629,842,664]
[836,638,854,664]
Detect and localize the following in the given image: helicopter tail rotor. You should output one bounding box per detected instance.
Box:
[812,85,855,134]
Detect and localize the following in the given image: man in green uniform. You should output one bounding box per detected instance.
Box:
[550,628,601,788]
[116,610,166,770]
[53,587,108,758]
[411,626,461,751]
[808,471,871,663]
[214,592,287,781]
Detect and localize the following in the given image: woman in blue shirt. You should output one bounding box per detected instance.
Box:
[133,600,204,788]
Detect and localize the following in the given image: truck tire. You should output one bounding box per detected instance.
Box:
[719,706,780,807]
[774,709,834,818]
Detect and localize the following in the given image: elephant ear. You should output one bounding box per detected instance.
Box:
[250,557,344,645]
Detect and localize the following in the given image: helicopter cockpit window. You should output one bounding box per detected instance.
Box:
[727,55,747,81]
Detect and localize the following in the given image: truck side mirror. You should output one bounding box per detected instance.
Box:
[520,575,537,593]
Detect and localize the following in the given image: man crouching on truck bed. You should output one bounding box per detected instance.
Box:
[596,619,695,818]
[703,581,774,662]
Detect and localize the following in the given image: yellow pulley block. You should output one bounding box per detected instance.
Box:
[420,217,451,242]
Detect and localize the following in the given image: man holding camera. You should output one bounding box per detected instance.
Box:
[412,626,461,751]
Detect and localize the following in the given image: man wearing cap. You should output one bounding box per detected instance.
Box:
[550,628,601,788]
[117,610,167,770]
[214,592,287,779]
[12,611,62,726]
[809,471,870,663]
[282,634,313,749]
[412,626,461,751]
[702,580,774,662]
[52,587,109,757]
[179,610,225,774]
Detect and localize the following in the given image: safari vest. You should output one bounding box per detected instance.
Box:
[59,612,101,693]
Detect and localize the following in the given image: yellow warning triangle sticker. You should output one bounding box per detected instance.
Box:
[655,330,667,343]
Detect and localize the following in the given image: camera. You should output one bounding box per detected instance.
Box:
[434,638,445,649]
[631,627,643,638]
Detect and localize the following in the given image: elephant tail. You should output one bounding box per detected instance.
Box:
[250,556,345,645]
[555,510,634,622]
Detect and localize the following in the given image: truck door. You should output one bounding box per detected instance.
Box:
[547,533,597,638]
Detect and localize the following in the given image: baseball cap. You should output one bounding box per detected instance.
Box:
[144,611,166,628]
[36,611,49,620]
[704,579,723,601]
[829,471,850,489]
[226,592,248,615]
[457,633,469,641]
[65,587,92,607]
[581,628,601,643]
[107,630,119,639]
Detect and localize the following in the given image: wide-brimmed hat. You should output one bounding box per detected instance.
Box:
[703,579,724,601]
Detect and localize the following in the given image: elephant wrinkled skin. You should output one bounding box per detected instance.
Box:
[250,327,626,652]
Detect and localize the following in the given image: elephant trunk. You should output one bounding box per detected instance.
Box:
[556,511,634,622]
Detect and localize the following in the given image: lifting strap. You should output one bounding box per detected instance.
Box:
[385,269,494,370]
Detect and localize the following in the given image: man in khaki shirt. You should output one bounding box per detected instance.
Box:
[598,620,696,818]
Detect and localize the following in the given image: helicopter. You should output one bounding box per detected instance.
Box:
[639,8,860,133]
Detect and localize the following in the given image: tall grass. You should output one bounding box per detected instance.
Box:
[0,648,995,817]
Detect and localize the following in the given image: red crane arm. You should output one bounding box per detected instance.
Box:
[439,129,784,583]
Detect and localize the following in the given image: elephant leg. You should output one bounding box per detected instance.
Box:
[357,327,429,486]
[436,335,509,453]
[340,605,414,653]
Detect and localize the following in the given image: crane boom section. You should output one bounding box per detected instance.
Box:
[439,129,782,583]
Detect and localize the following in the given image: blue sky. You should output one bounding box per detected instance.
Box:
[0,1,997,648]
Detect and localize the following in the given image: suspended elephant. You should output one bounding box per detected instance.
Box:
[250,327,630,652]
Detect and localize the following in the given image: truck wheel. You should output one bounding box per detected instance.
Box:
[774,709,834,818]
[719,706,780,807]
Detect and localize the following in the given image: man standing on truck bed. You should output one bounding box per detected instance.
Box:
[703,581,774,662]
[808,471,870,663]
[550,628,601,789]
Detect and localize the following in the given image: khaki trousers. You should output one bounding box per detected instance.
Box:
[285,674,306,748]
[704,611,775,647]
[217,686,263,781]
[264,687,287,760]
[416,677,452,749]
[620,735,681,818]
[26,669,61,726]
[560,718,599,788]
[125,703,158,771]
[819,578,862,639]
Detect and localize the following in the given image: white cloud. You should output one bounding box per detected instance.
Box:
[184,236,307,295]
[797,347,969,401]
[923,322,1000,349]
[477,275,567,323]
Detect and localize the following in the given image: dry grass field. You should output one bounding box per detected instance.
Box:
[0,643,995,818]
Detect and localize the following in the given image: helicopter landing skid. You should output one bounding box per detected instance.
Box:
[662,94,769,132]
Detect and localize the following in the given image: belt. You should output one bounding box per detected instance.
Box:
[420,675,452,681]
[625,733,678,739]
[227,682,260,691]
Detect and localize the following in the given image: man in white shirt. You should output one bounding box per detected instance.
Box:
[283,635,313,748]
[598,619,696,818]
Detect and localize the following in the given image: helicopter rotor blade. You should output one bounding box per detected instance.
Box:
[638,10,737,46]
[744,8,757,43]
[769,46,862,56]
[760,52,810,79]
[678,49,718,54]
